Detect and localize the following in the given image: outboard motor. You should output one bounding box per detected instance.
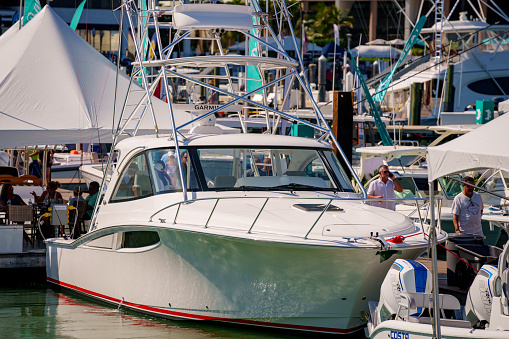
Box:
[378,259,432,318]
[465,264,499,328]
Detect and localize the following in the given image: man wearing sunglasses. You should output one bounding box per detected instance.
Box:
[367,165,403,210]
[451,176,484,236]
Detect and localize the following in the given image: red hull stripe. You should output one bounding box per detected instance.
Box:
[46,277,364,334]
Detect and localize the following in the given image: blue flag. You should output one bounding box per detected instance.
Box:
[373,16,427,103]
[70,0,87,31]
[23,0,41,26]
[348,48,393,146]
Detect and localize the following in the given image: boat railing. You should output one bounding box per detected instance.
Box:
[149,196,437,239]
[404,197,443,232]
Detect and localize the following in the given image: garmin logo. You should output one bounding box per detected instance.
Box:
[194,105,221,111]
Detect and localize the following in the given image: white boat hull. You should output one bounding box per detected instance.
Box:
[46,225,424,334]
[370,320,509,339]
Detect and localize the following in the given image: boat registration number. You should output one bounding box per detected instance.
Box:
[390,331,409,339]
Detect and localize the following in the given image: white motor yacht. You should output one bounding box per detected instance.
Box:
[45,0,447,334]
[380,9,509,117]
[46,132,446,334]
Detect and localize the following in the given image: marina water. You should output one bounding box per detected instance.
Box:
[0,278,366,338]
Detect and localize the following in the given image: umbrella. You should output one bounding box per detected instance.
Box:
[350,45,402,59]
[388,38,405,46]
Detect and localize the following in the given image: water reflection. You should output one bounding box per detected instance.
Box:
[1,285,351,338]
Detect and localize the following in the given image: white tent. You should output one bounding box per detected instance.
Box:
[427,114,509,181]
[0,6,194,149]
[350,45,402,59]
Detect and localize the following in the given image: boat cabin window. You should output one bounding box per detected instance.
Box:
[467,77,509,96]
[111,153,153,201]
[122,231,160,248]
[85,233,115,249]
[146,149,199,194]
[195,147,354,192]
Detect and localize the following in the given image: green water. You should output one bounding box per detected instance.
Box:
[0,276,366,339]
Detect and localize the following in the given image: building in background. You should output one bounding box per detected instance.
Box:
[1,0,131,63]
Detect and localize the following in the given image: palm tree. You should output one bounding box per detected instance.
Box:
[306,3,353,40]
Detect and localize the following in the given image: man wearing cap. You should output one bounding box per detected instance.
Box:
[451,176,484,236]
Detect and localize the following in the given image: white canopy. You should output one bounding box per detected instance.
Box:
[350,45,402,59]
[0,6,194,149]
[427,114,509,181]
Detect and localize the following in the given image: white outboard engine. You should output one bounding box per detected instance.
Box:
[465,264,499,327]
[378,259,432,317]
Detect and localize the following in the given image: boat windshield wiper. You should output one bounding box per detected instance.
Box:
[271,183,320,190]
[214,185,278,191]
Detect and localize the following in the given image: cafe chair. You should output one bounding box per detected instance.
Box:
[7,205,35,247]
[70,201,88,239]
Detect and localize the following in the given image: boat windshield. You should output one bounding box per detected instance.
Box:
[138,147,354,194]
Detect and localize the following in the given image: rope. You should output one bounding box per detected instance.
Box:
[387,231,480,272]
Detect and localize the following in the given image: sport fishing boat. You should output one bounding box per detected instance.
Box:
[45,0,446,334]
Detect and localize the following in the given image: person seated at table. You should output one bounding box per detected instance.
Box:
[31,181,64,205]
[68,186,85,207]
[0,184,26,208]
[68,186,85,224]
[84,181,100,220]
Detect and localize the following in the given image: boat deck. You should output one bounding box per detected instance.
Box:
[417,256,468,303]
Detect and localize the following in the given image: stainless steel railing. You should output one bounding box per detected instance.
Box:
[149,195,439,240]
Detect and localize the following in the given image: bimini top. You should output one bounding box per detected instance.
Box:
[133,55,298,71]
[114,133,333,157]
[173,4,255,31]
[422,16,509,34]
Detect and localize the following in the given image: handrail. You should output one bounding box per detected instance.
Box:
[149,195,433,239]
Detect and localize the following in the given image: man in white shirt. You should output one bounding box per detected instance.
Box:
[367,165,403,210]
[451,176,484,236]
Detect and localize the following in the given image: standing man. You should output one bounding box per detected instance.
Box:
[451,176,484,236]
[367,165,403,210]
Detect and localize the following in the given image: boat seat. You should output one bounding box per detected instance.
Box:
[133,170,152,196]
[398,292,470,328]
[214,175,236,188]
[407,316,471,328]
[401,292,461,310]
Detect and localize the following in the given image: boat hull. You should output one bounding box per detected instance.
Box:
[370,320,509,339]
[46,225,425,334]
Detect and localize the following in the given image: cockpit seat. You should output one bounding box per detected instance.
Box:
[214,175,236,188]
